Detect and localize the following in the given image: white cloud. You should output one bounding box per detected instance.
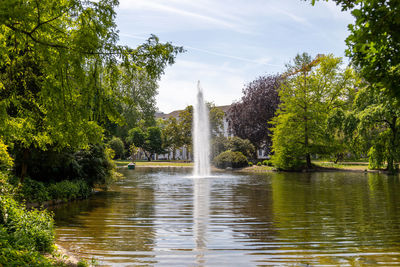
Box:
[116,0,354,113]
[118,0,253,34]
[156,59,249,112]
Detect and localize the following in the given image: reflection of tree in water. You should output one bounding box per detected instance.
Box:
[271,172,400,263]
[52,168,157,264]
[51,191,119,226]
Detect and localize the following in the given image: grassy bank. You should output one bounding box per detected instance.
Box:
[115,160,193,167]
[116,160,376,173]
[240,161,377,173]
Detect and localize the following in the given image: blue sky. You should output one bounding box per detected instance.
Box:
[115,0,354,113]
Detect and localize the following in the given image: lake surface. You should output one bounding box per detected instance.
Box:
[53,168,400,266]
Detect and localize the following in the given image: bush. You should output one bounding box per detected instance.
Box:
[227,137,255,158]
[211,136,255,159]
[256,162,262,166]
[108,137,125,159]
[74,144,116,187]
[14,144,116,187]
[0,247,53,267]
[20,178,50,203]
[0,139,13,171]
[0,195,54,253]
[213,150,248,169]
[48,180,92,202]
[18,178,92,204]
[248,162,253,167]
[262,159,273,166]
[271,148,304,170]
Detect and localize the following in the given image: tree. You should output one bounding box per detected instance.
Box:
[207,103,225,137]
[178,105,193,160]
[0,0,183,179]
[308,0,400,98]
[127,127,146,149]
[227,74,281,150]
[108,137,125,159]
[129,144,138,162]
[271,53,357,170]
[326,107,359,163]
[352,86,400,172]
[162,117,183,160]
[143,127,163,161]
[126,126,163,161]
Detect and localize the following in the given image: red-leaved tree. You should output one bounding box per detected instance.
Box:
[227,74,282,152]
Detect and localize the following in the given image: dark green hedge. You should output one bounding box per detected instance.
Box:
[213,150,248,169]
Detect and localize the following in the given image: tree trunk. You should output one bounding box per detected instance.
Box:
[304,118,312,169]
[144,151,152,161]
[306,153,312,169]
[186,146,190,161]
[173,148,176,160]
[387,154,394,173]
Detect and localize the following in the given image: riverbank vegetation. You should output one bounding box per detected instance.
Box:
[0,0,183,264]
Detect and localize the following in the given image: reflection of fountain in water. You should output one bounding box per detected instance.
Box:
[193,81,211,177]
[193,178,210,266]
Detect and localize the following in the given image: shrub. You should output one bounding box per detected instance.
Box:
[227,136,255,158]
[248,162,253,167]
[108,137,125,159]
[256,162,262,166]
[13,144,115,187]
[0,139,13,171]
[262,160,272,166]
[271,148,304,170]
[213,150,248,169]
[0,195,54,253]
[48,180,92,202]
[0,247,53,267]
[0,172,14,195]
[211,136,255,159]
[20,178,50,203]
[18,179,92,204]
[73,144,116,186]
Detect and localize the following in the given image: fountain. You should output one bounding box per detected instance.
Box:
[193,81,211,177]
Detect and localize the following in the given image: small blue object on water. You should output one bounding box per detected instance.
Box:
[128,163,135,169]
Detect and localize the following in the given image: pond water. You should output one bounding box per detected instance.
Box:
[53,168,400,266]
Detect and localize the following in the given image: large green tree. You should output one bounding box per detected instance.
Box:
[271,53,357,170]
[353,86,400,172]
[309,0,400,97]
[0,0,183,178]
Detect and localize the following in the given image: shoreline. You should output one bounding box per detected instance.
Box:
[51,244,80,266]
[117,162,396,175]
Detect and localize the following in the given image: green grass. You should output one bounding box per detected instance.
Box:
[313,161,369,170]
[238,165,275,172]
